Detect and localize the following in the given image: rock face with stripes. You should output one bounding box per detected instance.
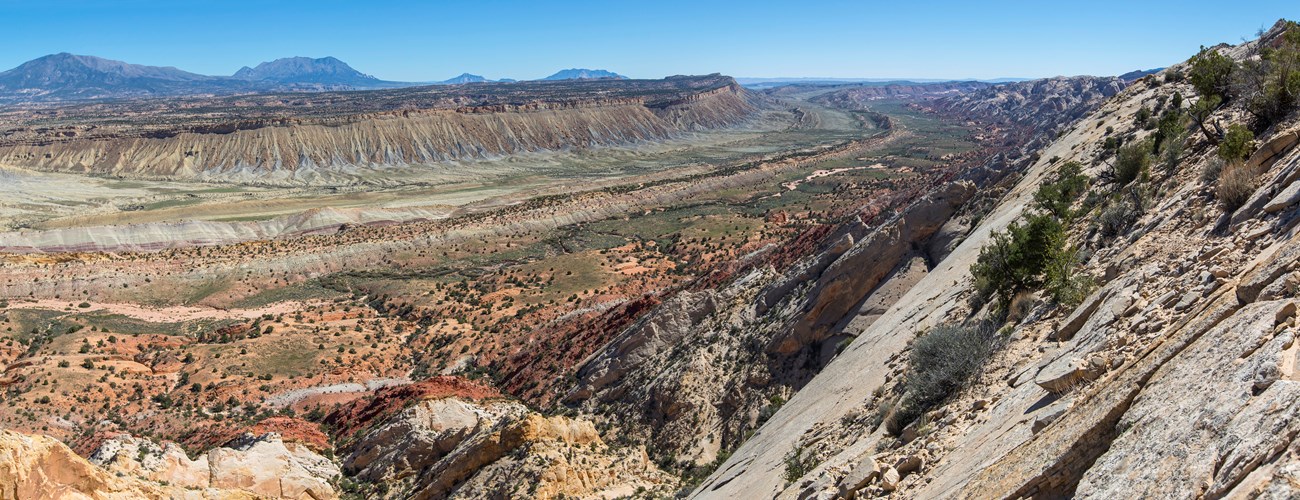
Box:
[0,76,760,184]
[693,19,1300,500]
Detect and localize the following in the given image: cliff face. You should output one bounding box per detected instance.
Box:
[0,429,257,499]
[693,20,1300,499]
[0,77,759,183]
[805,81,995,108]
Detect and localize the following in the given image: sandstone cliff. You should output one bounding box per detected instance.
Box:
[693,19,1300,499]
[0,77,759,184]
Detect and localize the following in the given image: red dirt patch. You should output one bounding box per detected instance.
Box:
[324,376,501,441]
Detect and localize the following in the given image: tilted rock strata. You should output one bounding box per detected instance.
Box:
[0,80,758,182]
[695,21,1300,499]
[90,432,339,499]
[0,429,256,500]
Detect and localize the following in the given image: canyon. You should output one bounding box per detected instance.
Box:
[2,16,1300,500]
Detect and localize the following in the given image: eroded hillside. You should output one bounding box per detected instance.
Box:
[5,19,1297,500]
[695,18,1300,499]
[0,75,759,183]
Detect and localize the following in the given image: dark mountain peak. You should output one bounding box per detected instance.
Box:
[440,73,490,84]
[541,68,627,81]
[3,53,210,83]
[1117,68,1164,83]
[231,56,378,85]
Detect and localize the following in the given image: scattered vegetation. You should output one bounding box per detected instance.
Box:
[1188,21,1300,135]
[1242,21,1300,128]
[1114,138,1153,186]
[974,162,1092,311]
[886,323,999,434]
[782,445,816,484]
[1216,163,1258,211]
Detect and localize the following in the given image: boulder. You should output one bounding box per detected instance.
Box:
[838,454,880,495]
[879,466,901,492]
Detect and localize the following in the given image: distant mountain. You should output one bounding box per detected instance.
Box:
[0,53,422,102]
[541,69,627,81]
[0,53,249,101]
[1117,68,1165,83]
[438,73,491,84]
[232,56,382,86]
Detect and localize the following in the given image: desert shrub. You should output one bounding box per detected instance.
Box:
[1033,161,1089,219]
[782,445,815,484]
[1044,243,1096,307]
[1217,163,1258,212]
[972,214,1064,309]
[1189,47,1237,100]
[1217,124,1256,162]
[1158,116,1190,173]
[1114,138,1153,185]
[1134,106,1153,127]
[1241,21,1300,128]
[1098,188,1146,238]
[887,323,999,433]
[1201,157,1225,184]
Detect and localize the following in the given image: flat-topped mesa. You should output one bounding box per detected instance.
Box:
[0,75,759,183]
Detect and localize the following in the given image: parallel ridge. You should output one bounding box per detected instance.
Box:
[0,76,759,181]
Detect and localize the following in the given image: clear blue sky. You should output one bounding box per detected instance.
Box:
[2,0,1296,81]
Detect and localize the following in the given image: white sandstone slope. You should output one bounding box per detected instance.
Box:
[696,20,1300,499]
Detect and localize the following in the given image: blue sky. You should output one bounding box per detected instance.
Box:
[2,0,1297,81]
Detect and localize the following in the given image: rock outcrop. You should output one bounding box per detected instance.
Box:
[693,19,1300,499]
[341,396,672,499]
[90,432,339,499]
[0,76,759,183]
[0,429,253,499]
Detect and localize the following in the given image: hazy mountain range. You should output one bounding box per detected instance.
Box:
[0,53,628,102]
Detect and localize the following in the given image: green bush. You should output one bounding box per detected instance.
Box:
[972,214,1064,309]
[1044,243,1095,307]
[1243,21,1300,128]
[1156,109,1190,173]
[1114,139,1153,185]
[1134,106,1153,126]
[782,445,815,484]
[887,323,999,434]
[1033,161,1088,219]
[1218,124,1256,162]
[1189,47,1237,100]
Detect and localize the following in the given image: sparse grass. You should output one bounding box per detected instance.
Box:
[1216,162,1257,212]
[886,323,999,435]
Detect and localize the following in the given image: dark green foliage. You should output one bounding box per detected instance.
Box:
[1218,123,1256,162]
[782,445,815,483]
[1154,106,1190,172]
[972,213,1063,309]
[1033,162,1088,219]
[1043,240,1095,307]
[1189,47,1237,100]
[1243,21,1300,128]
[886,323,999,433]
[1134,106,1153,127]
[1114,138,1153,186]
